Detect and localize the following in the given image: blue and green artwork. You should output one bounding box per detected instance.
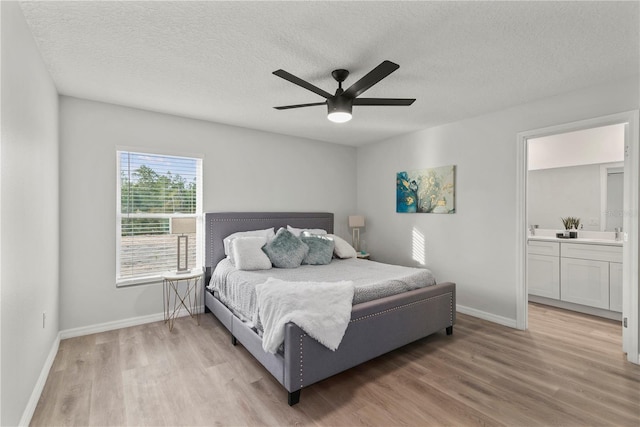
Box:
[396,165,456,213]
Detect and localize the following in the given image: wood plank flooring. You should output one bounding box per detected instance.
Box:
[31,303,640,426]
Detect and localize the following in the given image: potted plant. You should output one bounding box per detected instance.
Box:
[561,216,580,238]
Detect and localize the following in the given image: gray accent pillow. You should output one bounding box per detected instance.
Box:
[262,228,309,268]
[301,233,335,265]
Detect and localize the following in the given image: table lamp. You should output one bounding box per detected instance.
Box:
[348,215,365,252]
[171,217,196,273]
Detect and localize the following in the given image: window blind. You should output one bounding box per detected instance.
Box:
[117,151,202,284]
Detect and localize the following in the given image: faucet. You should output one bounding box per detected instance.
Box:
[615,227,622,241]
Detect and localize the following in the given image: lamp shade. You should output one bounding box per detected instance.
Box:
[348,215,365,228]
[171,217,196,234]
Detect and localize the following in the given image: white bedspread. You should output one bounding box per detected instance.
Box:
[208,258,437,325]
[255,278,355,353]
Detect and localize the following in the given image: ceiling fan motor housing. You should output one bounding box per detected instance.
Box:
[327,95,353,115]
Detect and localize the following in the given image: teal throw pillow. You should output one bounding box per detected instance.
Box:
[262,228,309,268]
[300,233,335,265]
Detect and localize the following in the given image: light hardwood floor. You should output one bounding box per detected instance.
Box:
[31,303,640,426]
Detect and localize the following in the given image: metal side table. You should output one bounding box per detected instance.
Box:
[162,269,203,331]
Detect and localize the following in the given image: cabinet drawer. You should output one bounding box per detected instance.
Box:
[528,240,559,256]
[561,243,622,263]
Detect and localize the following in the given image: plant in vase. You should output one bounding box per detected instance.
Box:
[561,216,580,238]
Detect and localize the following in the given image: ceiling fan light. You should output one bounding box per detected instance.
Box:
[327,97,353,123]
[328,111,352,123]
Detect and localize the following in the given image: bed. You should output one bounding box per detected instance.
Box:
[204,212,456,405]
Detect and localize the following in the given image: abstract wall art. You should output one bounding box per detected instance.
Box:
[396,165,456,213]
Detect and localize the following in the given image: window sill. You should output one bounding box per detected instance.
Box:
[116,275,164,288]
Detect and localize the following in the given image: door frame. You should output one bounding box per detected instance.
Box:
[515,110,639,364]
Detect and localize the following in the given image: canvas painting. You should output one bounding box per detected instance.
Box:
[397,165,456,213]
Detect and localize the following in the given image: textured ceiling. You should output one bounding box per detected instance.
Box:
[19,1,640,146]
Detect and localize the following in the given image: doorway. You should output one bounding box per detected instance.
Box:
[516,111,639,365]
[527,125,624,326]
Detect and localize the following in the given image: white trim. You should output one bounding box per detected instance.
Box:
[116,275,163,288]
[622,112,640,364]
[19,333,61,427]
[115,150,123,280]
[516,110,639,364]
[599,162,625,232]
[1,4,4,422]
[456,304,517,329]
[115,144,205,161]
[515,126,528,330]
[59,306,204,340]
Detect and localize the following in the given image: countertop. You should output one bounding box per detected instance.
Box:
[528,235,623,247]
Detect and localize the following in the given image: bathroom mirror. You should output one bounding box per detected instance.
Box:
[528,164,604,230]
[601,164,624,232]
[527,124,625,232]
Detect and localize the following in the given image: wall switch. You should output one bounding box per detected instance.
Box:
[42,312,46,329]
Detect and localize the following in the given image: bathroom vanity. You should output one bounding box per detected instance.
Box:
[528,235,622,320]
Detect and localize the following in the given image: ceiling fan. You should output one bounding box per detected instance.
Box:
[273,60,415,123]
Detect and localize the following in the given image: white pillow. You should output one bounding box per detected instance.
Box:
[223,228,275,259]
[328,234,357,259]
[287,225,328,237]
[231,237,272,271]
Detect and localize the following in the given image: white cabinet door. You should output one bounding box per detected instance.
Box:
[609,262,623,312]
[528,254,560,299]
[560,258,609,309]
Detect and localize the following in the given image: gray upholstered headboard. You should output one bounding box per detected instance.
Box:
[204,212,334,269]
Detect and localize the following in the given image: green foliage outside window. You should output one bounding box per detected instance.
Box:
[121,164,197,236]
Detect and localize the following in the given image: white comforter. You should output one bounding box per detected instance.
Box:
[208,258,436,325]
[255,278,355,353]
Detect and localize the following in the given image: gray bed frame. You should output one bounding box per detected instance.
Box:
[204,212,456,405]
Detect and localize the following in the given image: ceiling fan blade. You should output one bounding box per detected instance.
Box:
[353,98,416,106]
[343,60,400,99]
[274,102,327,110]
[273,70,332,99]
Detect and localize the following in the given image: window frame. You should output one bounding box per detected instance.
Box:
[116,148,203,287]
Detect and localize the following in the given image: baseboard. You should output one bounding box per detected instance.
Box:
[456,304,518,329]
[19,332,61,427]
[60,305,205,339]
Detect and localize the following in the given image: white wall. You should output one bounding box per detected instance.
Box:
[59,97,357,330]
[528,164,602,231]
[1,2,60,425]
[528,123,625,170]
[357,77,639,324]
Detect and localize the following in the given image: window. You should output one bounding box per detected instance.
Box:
[117,151,202,286]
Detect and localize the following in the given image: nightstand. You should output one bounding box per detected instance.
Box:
[162,269,203,331]
[356,252,370,260]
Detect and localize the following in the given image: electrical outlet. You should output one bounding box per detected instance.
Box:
[588,218,599,226]
[42,312,46,329]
